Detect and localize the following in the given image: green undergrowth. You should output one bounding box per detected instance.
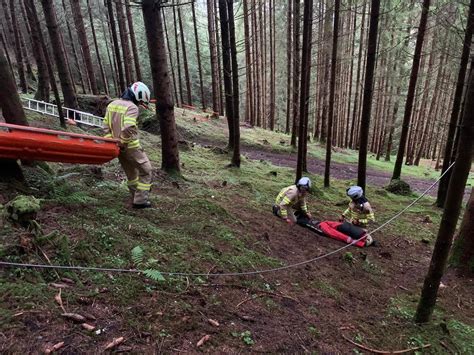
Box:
[0,109,468,345]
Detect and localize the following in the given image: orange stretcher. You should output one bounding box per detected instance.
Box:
[0,123,120,165]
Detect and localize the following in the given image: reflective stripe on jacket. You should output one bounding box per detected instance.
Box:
[103,99,140,149]
[343,200,375,227]
[275,185,308,218]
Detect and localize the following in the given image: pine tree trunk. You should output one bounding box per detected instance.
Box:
[207,0,220,114]
[451,187,474,273]
[178,7,193,106]
[344,1,357,148]
[269,0,276,131]
[192,2,206,109]
[106,0,125,93]
[8,0,28,93]
[102,20,119,96]
[324,0,341,187]
[285,0,292,134]
[125,0,142,81]
[0,46,26,180]
[243,0,253,124]
[41,0,78,109]
[173,7,184,105]
[25,0,65,127]
[356,0,380,192]
[290,0,301,147]
[141,0,180,173]
[415,56,474,323]
[116,1,133,83]
[214,0,224,115]
[22,0,50,101]
[0,30,14,77]
[437,0,474,207]
[69,0,98,94]
[392,0,430,180]
[219,0,235,149]
[162,8,179,105]
[227,0,240,167]
[296,0,313,181]
[87,0,108,94]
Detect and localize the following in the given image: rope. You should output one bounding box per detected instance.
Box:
[0,162,455,277]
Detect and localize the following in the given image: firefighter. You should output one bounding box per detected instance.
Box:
[104,82,153,209]
[341,186,375,229]
[273,177,312,225]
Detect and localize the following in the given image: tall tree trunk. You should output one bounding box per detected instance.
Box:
[219,0,235,149]
[357,0,380,192]
[243,0,253,124]
[102,20,119,96]
[0,29,14,77]
[41,0,78,109]
[290,0,301,147]
[22,0,50,101]
[227,0,240,167]
[214,0,224,115]
[25,0,65,128]
[285,0,292,134]
[178,7,193,106]
[8,0,28,93]
[0,45,27,181]
[87,0,108,94]
[415,56,474,323]
[392,0,430,181]
[142,0,180,173]
[451,187,474,273]
[106,0,125,93]
[125,0,142,81]
[69,0,98,94]
[269,0,276,131]
[296,0,313,181]
[162,8,179,105]
[207,0,220,114]
[437,0,474,207]
[324,0,340,188]
[116,0,133,83]
[173,7,184,105]
[192,2,206,109]
[344,1,357,148]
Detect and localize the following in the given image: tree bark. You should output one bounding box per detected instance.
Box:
[437,0,474,207]
[290,0,301,147]
[125,0,142,81]
[8,0,28,93]
[219,0,235,149]
[392,0,430,180]
[178,7,193,106]
[41,0,78,109]
[285,0,292,134]
[172,7,184,105]
[324,0,340,187]
[243,0,253,124]
[296,0,313,181]
[22,0,50,101]
[116,0,133,84]
[106,0,125,93]
[192,2,206,109]
[70,0,98,94]
[227,0,240,167]
[415,56,474,323]
[451,187,474,273]
[207,0,220,114]
[141,0,180,173]
[87,0,108,94]
[162,8,179,105]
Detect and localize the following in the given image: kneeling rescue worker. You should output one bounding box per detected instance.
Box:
[273,177,312,225]
[104,82,153,209]
[341,186,375,229]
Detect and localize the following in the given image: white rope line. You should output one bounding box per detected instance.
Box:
[0,162,455,277]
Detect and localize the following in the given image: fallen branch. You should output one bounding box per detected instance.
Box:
[342,334,431,354]
[236,294,264,308]
[104,337,124,350]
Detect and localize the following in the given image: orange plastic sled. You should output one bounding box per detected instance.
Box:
[0,123,120,165]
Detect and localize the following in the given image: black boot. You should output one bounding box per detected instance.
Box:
[133,201,152,209]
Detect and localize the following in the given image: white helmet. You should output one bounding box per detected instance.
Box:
[130,81,151,105]
[297,177,311,190]
[347,185,363,199]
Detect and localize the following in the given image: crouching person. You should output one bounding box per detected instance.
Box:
[273,177,312,225]
[341,186,375,229]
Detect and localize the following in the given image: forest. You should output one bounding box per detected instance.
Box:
[0,0,473,352]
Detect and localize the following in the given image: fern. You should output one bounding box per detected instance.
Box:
[131,246,144,266]
[143,269,165,282]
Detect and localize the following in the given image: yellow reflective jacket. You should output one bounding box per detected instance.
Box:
[103,99,140,149]
[342,198,375,227]
[275,185,308,218]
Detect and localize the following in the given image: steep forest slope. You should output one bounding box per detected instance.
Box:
[0,110,473,353]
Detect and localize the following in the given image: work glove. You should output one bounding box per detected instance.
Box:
[285,218,295,226]
[306,212,312,219]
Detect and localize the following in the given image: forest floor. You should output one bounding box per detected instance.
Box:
[0,108,473,353]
